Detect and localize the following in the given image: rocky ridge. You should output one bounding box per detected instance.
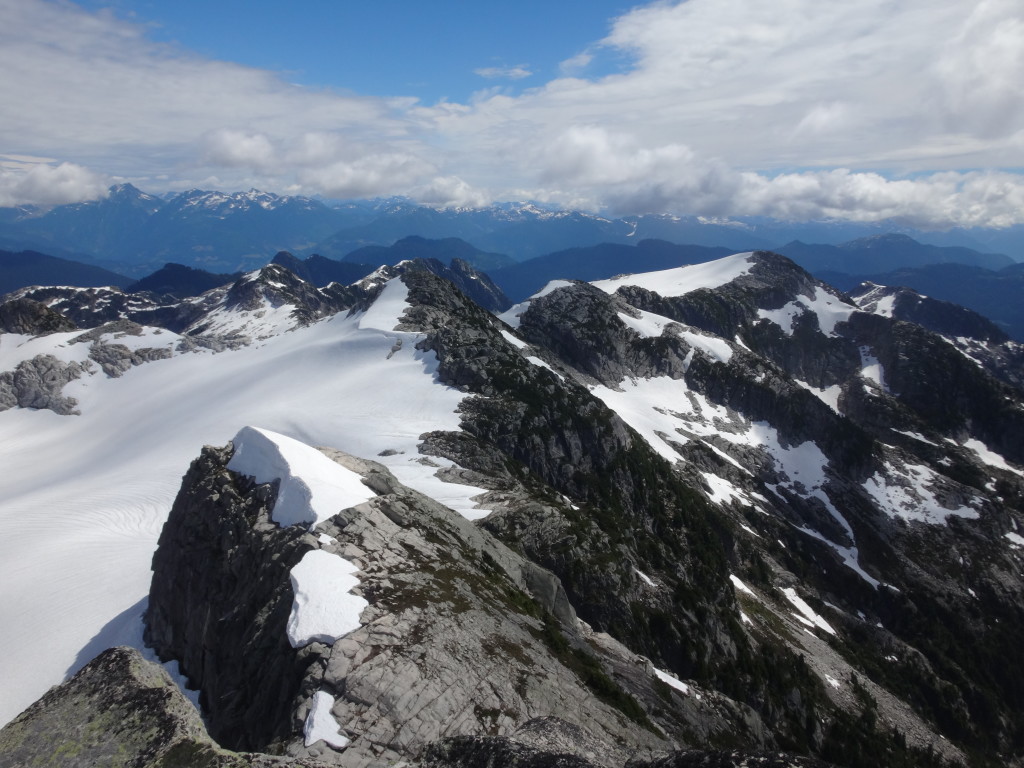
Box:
[146,433,776,766]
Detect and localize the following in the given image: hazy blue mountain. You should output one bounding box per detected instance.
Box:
[0,249,132,294]
[2,186,1020,280]
[342,235,516,271]
[269,251,376,287]
[126,263,241,298]
[776,233,1012,274]
[0,186,371,277]
[817,261,1024,340]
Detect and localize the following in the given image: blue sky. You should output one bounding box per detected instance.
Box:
[78,0,636,102]
[2,0,1023,227]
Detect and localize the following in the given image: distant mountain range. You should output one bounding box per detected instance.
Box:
[776,234,1012,274]
[1,185,1021,277]
[4,225,1024,340]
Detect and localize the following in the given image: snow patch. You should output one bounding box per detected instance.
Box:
[795,379,842,412]
[892,429,940,447]
[525,356,564,379]
[964,438,1024,477]
[730,574,756,596]
[358,278,409,332]
[635,569,657,587]
[757,287,854,338]
[863,462,980,524]
[227,427,375,528]
[653,667,690,694]
[859,346,888,392]
[304,691,350,749]
[782,588,836,636]
[500,329,528,349]
[702,472,747,506]
[287,549,367,648]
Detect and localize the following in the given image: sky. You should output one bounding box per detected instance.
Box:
[1,0,1023,227]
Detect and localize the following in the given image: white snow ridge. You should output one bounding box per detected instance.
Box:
[227,426,376,528]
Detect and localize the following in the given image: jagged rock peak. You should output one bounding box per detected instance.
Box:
[0,296,76,335]
[852,281,1010,343]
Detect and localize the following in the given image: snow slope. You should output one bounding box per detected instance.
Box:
[592,252,754,296]
[0,277,488,726]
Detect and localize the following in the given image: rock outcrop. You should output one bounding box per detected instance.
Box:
[0,646,335,768]
[0,353,87,414]
[148,436,769,767]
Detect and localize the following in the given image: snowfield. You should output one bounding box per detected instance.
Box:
[592,252,755,296]
[0,277,489,726]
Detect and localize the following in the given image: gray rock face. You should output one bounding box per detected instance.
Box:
[0,353,86,414]
[146,443,317,752]
[0,297,76,335]
[0,646,337,768]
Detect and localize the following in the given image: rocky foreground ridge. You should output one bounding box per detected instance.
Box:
[2,250,1023,767]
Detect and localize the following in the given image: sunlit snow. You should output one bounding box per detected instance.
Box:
[757,287,854,337]
[287,549,367,647]
[592,252,754,296]
[227,427,376,528]
[863,462,980,524]
[304,691,350,749]
[653,666,690,694]
[782,587,836,636]
[859,346,887,392]
[963,438,1024,477]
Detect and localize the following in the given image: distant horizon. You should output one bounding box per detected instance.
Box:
[10,183,1024,243]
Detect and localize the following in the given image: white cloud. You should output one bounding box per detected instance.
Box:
[2,0,1024,228]
[202,130,277,170]
[296,153,437,199]
[474,65,532,80]
[0,161,109,206]
[410,176,492,209]
[558,51,594,77]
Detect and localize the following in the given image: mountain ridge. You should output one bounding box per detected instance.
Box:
[1,251,1022,766]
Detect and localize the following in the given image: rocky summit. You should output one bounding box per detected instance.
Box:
[1,250,1023,768]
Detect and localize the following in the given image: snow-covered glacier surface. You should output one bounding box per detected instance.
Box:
[0,278,486,725]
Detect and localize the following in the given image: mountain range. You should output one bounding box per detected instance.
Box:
[1,185,1021,278]
[1,249,1023,767]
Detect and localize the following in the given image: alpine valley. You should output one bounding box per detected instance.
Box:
[1,239,1023,768]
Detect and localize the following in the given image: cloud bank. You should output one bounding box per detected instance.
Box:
[1,0,1022,227]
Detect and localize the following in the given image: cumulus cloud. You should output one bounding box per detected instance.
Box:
[296,153,437,199]
[201,130,278,171]
[410,176,492,209]
[0,161,109,207]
